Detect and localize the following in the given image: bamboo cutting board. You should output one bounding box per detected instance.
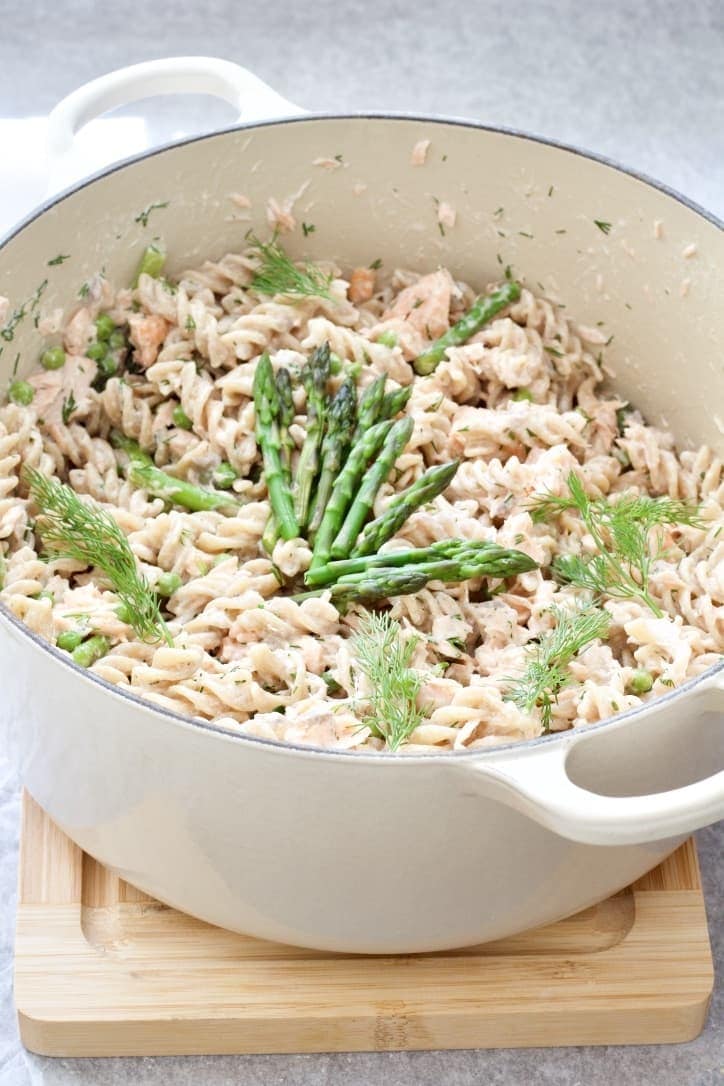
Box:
[15,793,714,1056]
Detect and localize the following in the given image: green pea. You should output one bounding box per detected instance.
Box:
[86,341,107,361]
[108,330,127,350]
[629,670,654,694]
[328,352,344,375]
[95,313,116,341]
[346,361,362,379]
[57,629,86,652]
[211,462,238,490]
[376,330,398,348]
[512,388,534,402]
[115,602,133,624]
[72,634,109,668]
[172,405,193,430]
[34,589,54,602]
[156,571,182,597]
[97,354,118,377]
[8,380,34,406]
[40,346,66,370]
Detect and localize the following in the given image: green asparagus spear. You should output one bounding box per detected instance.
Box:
[262,366,296,553]
[253,353,299,540]
[276,367,295,477]
[379,384,412,420]
[340,554,533,585]
[307,378,358,536]
[351,460,460,557]
[294,567,430,610]
[330,416,414,559]
[112,434,240,515]
[305,539,538,586]
[352,374,386,441]
[414,281,521,375]
[310,419,393,569]
[293,343,332,530]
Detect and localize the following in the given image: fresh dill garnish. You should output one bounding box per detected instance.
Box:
[504,603,611,732]
[246,233,333,301]
[134,201,170,228]
[529,471,703,617]
[594,219,612,235]
[61,392,77,425]
[47,254,70,266]
[301,222,316,237]
[25,468,170,644]
[369,257,383,270]
[351,611,424,751]
[78,282,90,299]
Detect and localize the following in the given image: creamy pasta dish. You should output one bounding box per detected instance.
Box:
[1,236,721,752]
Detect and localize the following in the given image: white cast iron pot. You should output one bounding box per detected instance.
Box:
[1,58,723,954]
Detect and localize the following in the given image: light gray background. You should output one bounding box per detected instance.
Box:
[0,0,722,1083]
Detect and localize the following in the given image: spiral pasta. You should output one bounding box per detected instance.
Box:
[0,244,721,754]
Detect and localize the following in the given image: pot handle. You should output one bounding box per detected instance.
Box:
[459,671,724,846]
[46,56,305,194]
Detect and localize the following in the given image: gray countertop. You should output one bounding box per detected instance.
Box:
[1,1,723,1082]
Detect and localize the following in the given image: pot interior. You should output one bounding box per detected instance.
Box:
[1,115,722,453]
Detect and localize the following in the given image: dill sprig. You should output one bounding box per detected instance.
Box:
[504,603,611,732]
[351,611,424,750]
[247,233,333,301]
[25,469,170,644]
[529,472,703,617]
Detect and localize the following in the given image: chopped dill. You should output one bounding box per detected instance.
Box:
[135,201,170,228]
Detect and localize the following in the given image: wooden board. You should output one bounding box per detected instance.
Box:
[15,793,714,1056]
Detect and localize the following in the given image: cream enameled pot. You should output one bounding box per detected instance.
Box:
[1,58,723,953]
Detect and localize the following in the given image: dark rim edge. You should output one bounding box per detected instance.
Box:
[1,110,722,763]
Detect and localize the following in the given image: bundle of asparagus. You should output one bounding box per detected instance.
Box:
[252,341,538,609]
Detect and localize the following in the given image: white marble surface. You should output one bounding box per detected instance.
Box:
[0,0,723,1083]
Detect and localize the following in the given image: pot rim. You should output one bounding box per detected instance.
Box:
[1,110,722,764]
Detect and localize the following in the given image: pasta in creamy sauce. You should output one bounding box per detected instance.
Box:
[1,244,722,753]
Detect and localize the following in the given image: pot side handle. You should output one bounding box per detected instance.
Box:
[458,670,724,846]
[46,56,305,194]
